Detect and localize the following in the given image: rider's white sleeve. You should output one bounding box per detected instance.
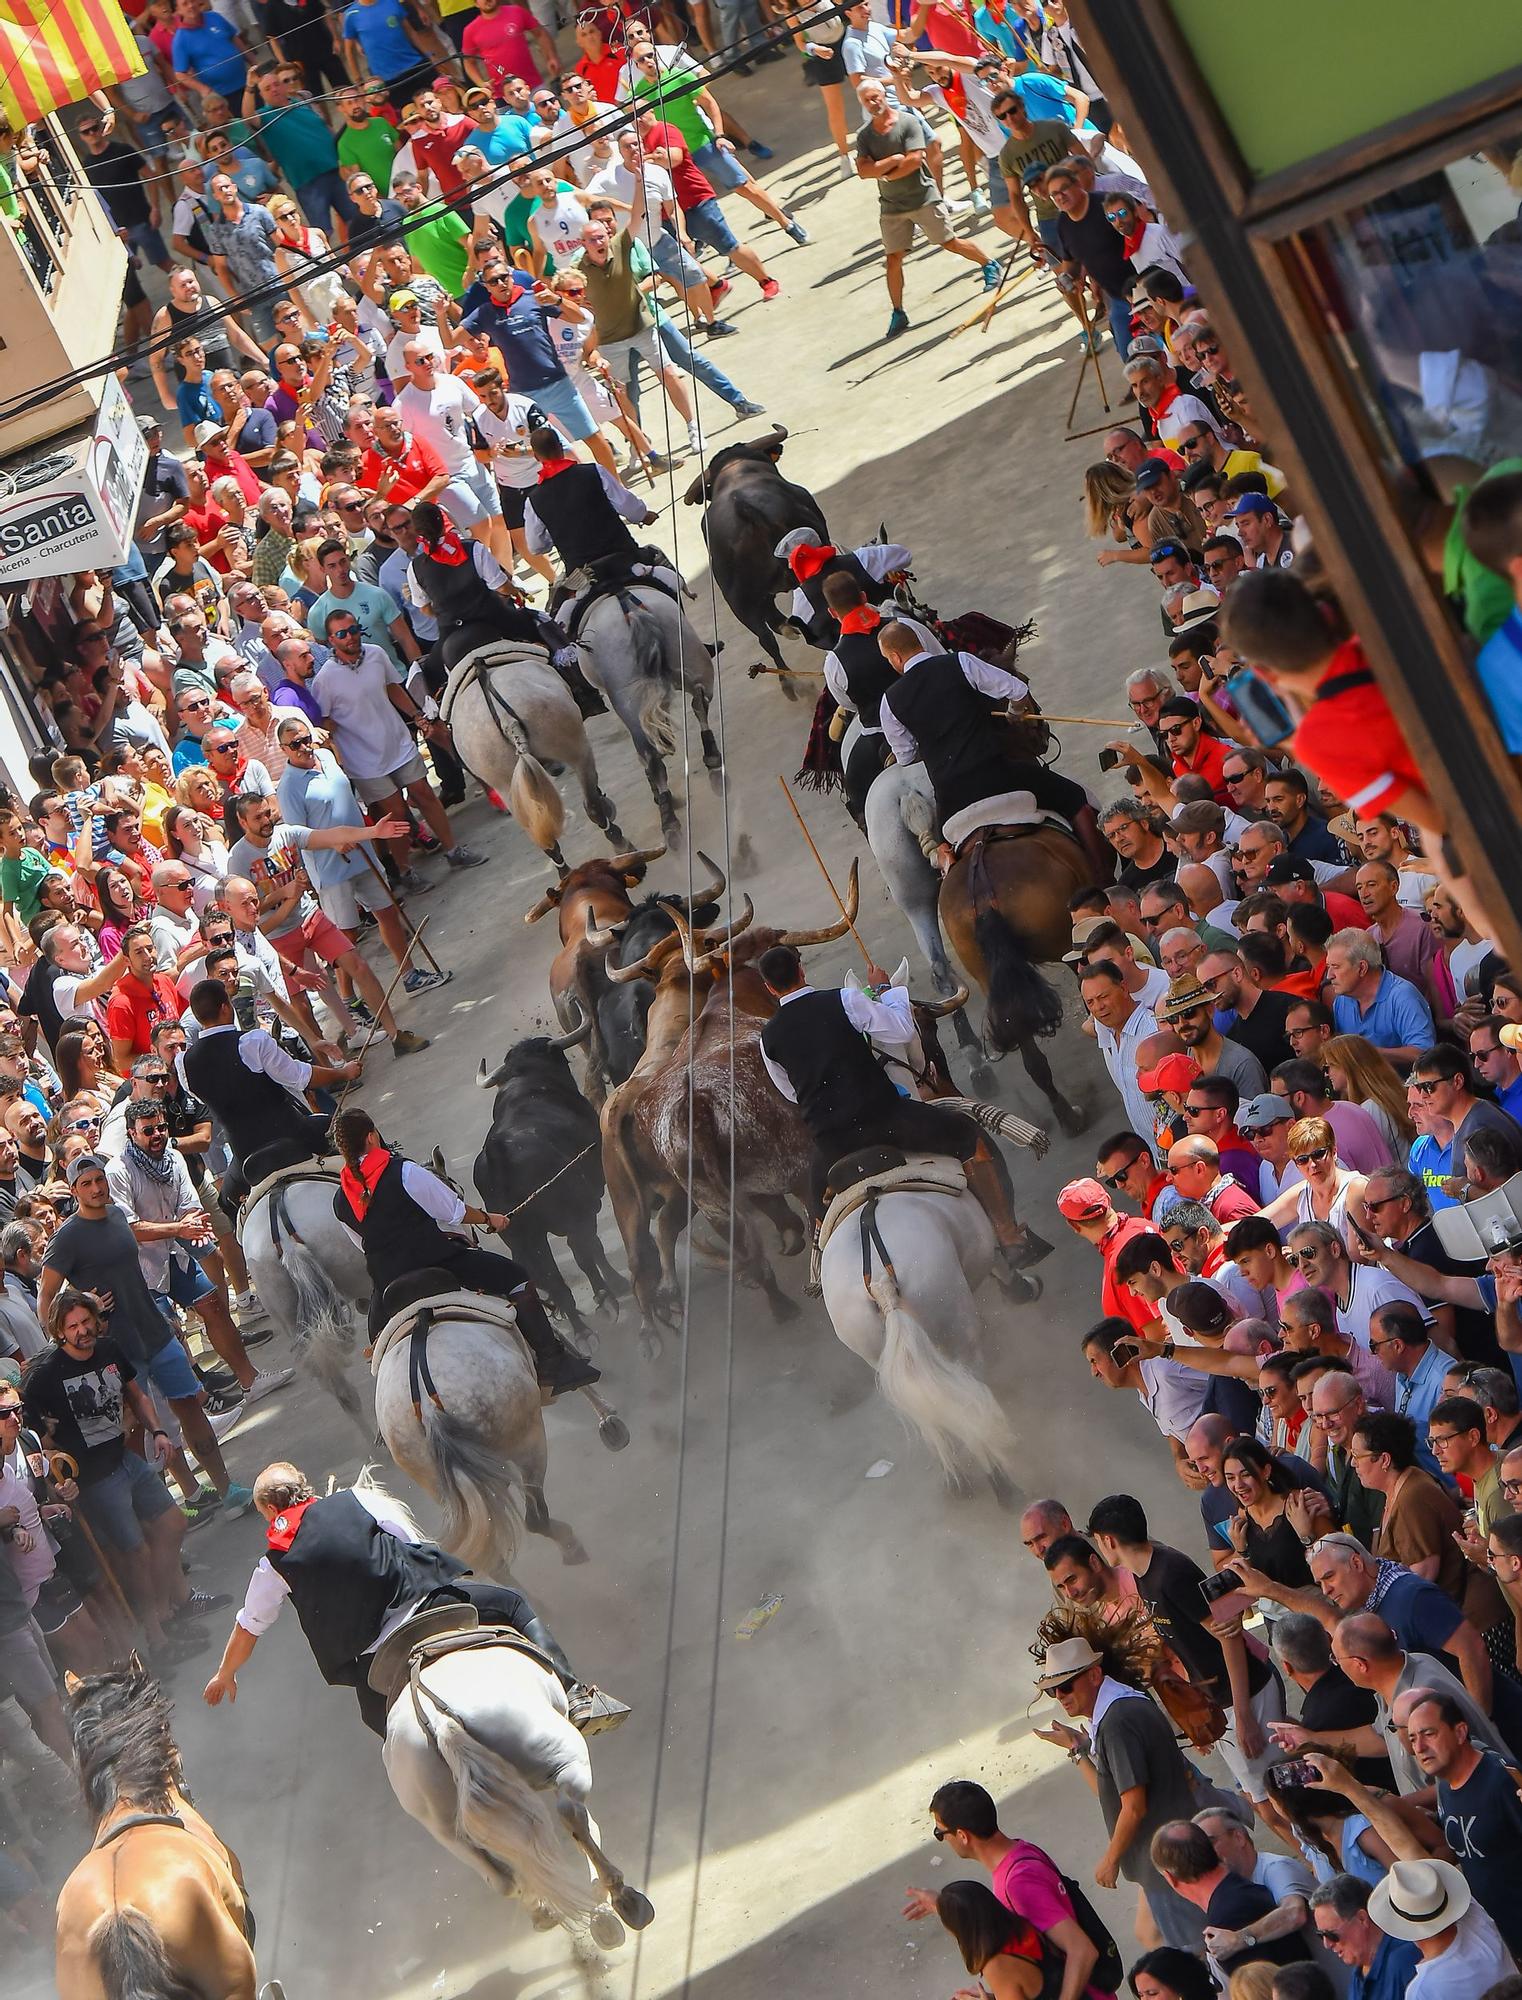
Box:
[856,543,912,579]
[957,651,1030,704]
[840,984,915,1043]
[236,1556,290,1636]
[399,1159,470,1235]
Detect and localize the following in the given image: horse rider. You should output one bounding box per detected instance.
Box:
[821,571,936,827]
[179,976,356,1210]
[332,1107,598,1398]
[757,943,1045,1280]
[395,501,585,686]
[204,1460,629,1737]
[521,426,683,626]
[776,526,912,649]
[876,619,1112,880]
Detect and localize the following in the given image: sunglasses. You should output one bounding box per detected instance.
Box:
[330,623,360,639]
[1411,1077,1446,1095]
[1196,340,1222,359]
[285,734,314,750]
[1291,1148,1331,1166]
[1045,1673,1083,1695]
[0,1404,21,1419]
[1160,722,1192,739]
[1098,1165,1134,1190]
[181,695,211,711]
[1179,434,1210,453]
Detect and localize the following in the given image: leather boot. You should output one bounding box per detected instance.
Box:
[510,1284,602,1397]
[963,1141,1054,1268]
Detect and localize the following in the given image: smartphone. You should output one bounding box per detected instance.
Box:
[1268,1756,1320,1792]
[1199,1566,1243,1607]
[1098,744,1126,772]
[1223,665,1295,747]
[1346,1213,1378,1253]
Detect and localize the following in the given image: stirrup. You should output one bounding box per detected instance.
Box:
[568,1684,631,1735]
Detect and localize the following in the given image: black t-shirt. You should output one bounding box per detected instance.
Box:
[1119,848,1177,891]
[1226,988,1295,1073]
[82,140,152,230]
[1299,1664,1393,1788]
[1134,1540,1272,1700]
[43,1206,169,1364]
[1055,191,1134,297]
[21,1337,136,1485]
[1436,1750,1522,1956]
[1205,1873,1309,1972]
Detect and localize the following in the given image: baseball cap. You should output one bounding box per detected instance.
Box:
[1134,458,1171,492]
[193,420,227,448]
[1171,799,1225,836]
[1148,539,1190,567]
[1020,161,1049,186]
[1062,914,1113,965]
[1226,492,1277,520]
[1263,855,1315,886]
[137,412,162,435]
[1137,1051,1202,1096]
[1236,1092,1294,1134]
[1056,1178,1111,1223]
[388,289,420,312]
[66,1151,106,1185]
[1171,588,1221,634]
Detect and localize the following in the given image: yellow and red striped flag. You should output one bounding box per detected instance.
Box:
[0,0,144,132]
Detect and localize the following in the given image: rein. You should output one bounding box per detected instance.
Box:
[92,1808,186,1851]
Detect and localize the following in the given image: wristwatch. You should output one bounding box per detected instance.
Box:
[1241,1932,1257,1952]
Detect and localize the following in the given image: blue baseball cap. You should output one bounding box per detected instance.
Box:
[1226,493,1277,519]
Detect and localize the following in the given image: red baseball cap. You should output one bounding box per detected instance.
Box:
[1057,1177,1111,1222]
[1137,1052,1202,1097]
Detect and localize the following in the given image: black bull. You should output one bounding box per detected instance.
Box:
[473,1032,625,1338]
[683,427,827,673]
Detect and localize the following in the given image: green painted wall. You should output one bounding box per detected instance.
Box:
[1168,0,1522,177]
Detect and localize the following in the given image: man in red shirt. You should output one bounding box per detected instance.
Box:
[106,925,183,1071]
[357,402,449,506]
[180,460,238,577]
[196,420,264,505]
[1057,1177,1156,1336]
[637,118,779,295]
[572,14,624,101]
[406,88,479,199]
[461,0,558,94]
[1156,696,1233,803]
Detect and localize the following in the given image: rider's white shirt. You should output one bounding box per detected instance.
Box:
[877,649,1032,768]
[334,1158,470,1246]
[522,466,653,557]
[822,612,938,729]
[759,982,916,1104]
[236,1485,421,1642]
[786,542,912,626]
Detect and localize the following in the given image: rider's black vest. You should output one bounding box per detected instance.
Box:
[338,1154,463,1297]
[529,463,638,569]
[798,548,884,623]
[760,989,902,1142]
[266,1490,468,1688]
[410,545,501,632]
[181,1027,318,1170]
[833,627,896,731]
[881,651,1011,821]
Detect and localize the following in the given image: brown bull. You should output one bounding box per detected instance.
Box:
[599,875,864,1347]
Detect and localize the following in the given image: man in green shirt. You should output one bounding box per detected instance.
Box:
[335,82,401,193]
[622,41,805,240]
[393,172,473,294]
[0,811,53,928]
[240,66,353,239]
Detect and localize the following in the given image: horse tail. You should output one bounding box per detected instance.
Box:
[495,698,567,853]
[862,1240,1016,1481]
[967,840,1064,1048]
[426,1703,600,1922]
[90,1908,204,2000]
[900,781,939,857]
[277,1221,361,1422]
[419,1398,525,1576]
[622,593,680,757]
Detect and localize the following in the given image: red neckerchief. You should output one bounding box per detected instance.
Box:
[537,454,580,482]
[788,542,840,582]
[340,1144,391,1219]
[1121,220,1146,260]
[419,521,470,566]
[940,72,967,121]
[266,1497,316,1552]
[837,606,881,635]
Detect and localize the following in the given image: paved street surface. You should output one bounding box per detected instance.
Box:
[15,66,1218,2000]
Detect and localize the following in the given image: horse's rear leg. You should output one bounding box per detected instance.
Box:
[574,746,628,850]
[690,677,723,773]
[525,1482,588,1566]
[1017,1034,1086,1137]
[555,1791,655,1935]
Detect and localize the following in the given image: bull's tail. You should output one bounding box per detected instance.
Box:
[89,1909,204,2000]
[862,1251,1017,1481]
[968,842,1064,1049]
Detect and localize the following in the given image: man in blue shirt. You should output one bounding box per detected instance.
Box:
[444,274,618,471]
[1469,1016,1522,1119]
[1327,928,1435,1065]
[1308,1874,1418,2000]
[464,87,539,165]
[171,0,248,104]
[343,0,436,98]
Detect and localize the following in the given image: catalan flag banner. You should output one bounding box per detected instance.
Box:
[0,0,144,132]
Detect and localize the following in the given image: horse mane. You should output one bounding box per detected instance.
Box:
[67,1662,184,1823]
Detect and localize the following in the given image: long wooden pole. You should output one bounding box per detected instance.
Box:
[1040,711,1134,727]
[334,917,431,1108]
[777,776,872,968]
[357,844,447,978]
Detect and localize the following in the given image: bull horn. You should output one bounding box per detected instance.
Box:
[691,849,726,907]
[547,1001,592,1051]
[476,1057,508,1089]
[910,986,970,1017]
[778,859,860,947]
[606,932,682,985]
[611,843,666,874]
[583,907,626,950]
[666,902,698,973]
[699,894,754,946]
[523,887,561,924]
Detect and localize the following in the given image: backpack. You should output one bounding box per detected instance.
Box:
[1056,1872,1124,1995]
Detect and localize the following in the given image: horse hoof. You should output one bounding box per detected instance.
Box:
[598,1414,631,1451]
[999,1270,1043,1305]
[1058,1101,1090,1138]
[561,1538,591,1566]
[767,1289,801,1323]
[638,1331,664,1362]
[590,1907,627,1951]
[613,1887,656,1932]
[604,825,628,851]
[702,748,723,773]
[776,1231,803,1258]
[969,1066,998,1098]
[530,1904,559,1931]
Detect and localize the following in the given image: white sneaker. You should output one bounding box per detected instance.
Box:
[686,420,703,457]
[233,1289,269,1322]
[207,1406,242,1440]
[243,1367,294,1405]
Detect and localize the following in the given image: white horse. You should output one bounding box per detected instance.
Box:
[239,1168,368,1421]
[820,1169,1020,1494]
[442,641,629,875]
[576,584,721,846]
[371,1286,587,1577]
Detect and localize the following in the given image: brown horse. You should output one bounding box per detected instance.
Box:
[938,825,1094,1136]
[56,1660,256,2000]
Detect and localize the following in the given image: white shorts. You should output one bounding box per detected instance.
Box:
[440,458,501,529]
[317,870,397,933]
[1216,1668,1287,1802]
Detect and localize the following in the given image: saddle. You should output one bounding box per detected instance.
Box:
[940,791,1074,856]
[817,1153,969,1254]
[242,1149,339,1218]
[366,1604,560,1711]
[556,557,681,639]
[369,1287,529,1377]
[439,639,555,732]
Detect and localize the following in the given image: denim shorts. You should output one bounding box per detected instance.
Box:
[532,371,600,442]
[651,226,706,291]
[1037,213,1064,256]
[141,1332,202,1403]
[691,140,748,192]
[80,1450,178,1552]
[124,219,170,267]
[442,459,501,528]
[162,1257,216,1310]
[685,196,739,257]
